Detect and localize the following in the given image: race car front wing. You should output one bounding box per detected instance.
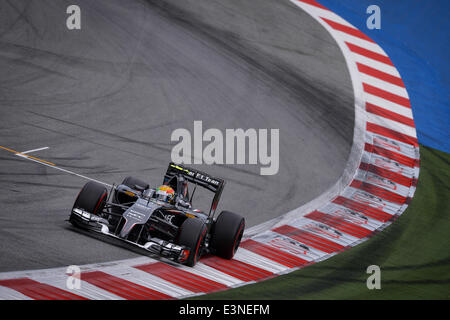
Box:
[69,208,190,264]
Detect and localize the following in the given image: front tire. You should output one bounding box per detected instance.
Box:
[177,218,207,267]
[70,181,108,227]
[209,211,245,259]
[72,181,108,215]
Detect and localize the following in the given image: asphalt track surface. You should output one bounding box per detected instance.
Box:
[0,0,354,272]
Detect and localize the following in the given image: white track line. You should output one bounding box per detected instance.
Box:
[21,146,49,154]
[15,153,112,187]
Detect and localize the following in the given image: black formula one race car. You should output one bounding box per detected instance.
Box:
[69,162,245,267]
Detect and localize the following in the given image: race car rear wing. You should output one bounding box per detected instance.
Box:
[163,162,225,216]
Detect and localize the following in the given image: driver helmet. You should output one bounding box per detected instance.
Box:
[155,185,175,203]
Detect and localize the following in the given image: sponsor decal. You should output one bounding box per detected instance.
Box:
[301,223,343,239]
[366,173,398,190]
[373,135,401,152]
[373,157,405,174]
[268,237,310,257]
[164,214,175,224]
[332,208,369,225]
[352,191,386,210]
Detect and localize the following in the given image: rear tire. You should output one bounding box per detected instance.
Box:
[72,181,108,218]
[177,218,207,267]
[210,211,245,259]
